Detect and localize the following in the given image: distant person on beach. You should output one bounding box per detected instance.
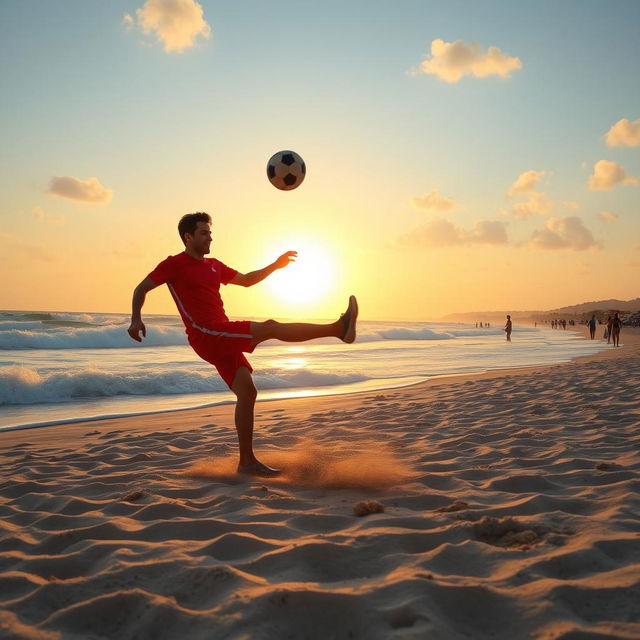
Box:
[504,315,512,341]
[127,212,358,476]
[611,313,622,347]
[588,315,597,340]
[605,316,613,343]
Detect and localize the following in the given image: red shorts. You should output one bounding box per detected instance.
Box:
[188,320,255,389]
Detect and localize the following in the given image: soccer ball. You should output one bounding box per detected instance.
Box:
[266,150,306,191]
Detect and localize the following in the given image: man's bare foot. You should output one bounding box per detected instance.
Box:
[237,461,282,477]
[340,295,358,344]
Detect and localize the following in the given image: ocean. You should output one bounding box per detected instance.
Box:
[0,310,608,432]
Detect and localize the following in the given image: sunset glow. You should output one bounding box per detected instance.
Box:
[0,2,638,320]
[266,241,335,306]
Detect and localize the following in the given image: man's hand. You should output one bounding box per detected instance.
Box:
[128,319,146,342]
[274,251,297,269]
[230,251,298,287]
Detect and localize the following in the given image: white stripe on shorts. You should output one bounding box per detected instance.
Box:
[168,283,253,339]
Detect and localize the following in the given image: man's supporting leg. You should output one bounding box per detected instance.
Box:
[231,366,280,475]
[230,366,257,466]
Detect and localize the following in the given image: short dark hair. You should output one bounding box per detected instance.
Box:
[178,212,211,244]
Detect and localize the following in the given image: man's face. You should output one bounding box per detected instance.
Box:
[187,221,212,255]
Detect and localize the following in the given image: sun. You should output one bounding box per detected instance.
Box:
[266,239,335,305]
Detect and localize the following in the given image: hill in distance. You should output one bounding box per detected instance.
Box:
[442,298,640,322]
[548,298,640,315]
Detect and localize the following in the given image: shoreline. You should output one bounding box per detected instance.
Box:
[0,325,633,446]
[0,321,608,435]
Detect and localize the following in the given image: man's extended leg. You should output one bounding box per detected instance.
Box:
[251,295,357,347]
[231,366,280,476]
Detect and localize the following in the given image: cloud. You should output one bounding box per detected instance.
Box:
[0,233,58,262]
[411,189,457,212]
[529,216,598,251]
[47,176,113,203]
[506,170,553,219]
[414,39,522,83]
[129,0,211,53]
[598,211,619,224]
[605,118,640,147]
[32,206,64,225]
[588,160,639,190]
[398,218,507,247]
[469,220,508,245]
[507,170,547,196]
[564,201,579,210]
[122,13,135,30]
[512,192,555,219]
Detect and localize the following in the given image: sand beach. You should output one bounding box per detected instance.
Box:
[1,326,639,640]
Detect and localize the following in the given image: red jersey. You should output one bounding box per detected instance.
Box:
[148,252,238,336]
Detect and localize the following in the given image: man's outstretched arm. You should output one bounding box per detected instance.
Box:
[230,251,297,287]
[128,276,159,342]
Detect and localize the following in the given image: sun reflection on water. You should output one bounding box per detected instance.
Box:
[274,357,308,370]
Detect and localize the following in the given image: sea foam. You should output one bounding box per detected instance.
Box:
[0,365,368,406]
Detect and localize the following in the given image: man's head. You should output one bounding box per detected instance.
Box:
[507,315,511,319]
[178,212,212,256]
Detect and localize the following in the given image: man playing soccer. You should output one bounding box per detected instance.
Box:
[127,212,358,476]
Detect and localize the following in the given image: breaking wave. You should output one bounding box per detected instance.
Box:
[0,366,368,406]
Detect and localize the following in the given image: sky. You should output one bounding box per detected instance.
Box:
[1,0,639,321]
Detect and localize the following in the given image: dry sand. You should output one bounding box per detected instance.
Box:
[1,327,639,639]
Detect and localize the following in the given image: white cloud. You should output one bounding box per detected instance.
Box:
[529,216,598,251]
[468,220,508,245]
[0,233,58,262]
[605,118,640,147]
[507,170,547,196]
[411,189,457,212]
[398,218,507,247]
[588,160,639,191]
[414,39,522,83]
[512,192,555,219]
[506,170,553,219]
[122,13,135,31]
[47,176,113,204]
[32,206,64,225]
[131,0,211,53]
[564,201,579,210]
[598,211,619,224]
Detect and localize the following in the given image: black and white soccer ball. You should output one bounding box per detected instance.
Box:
[266,150,306,191]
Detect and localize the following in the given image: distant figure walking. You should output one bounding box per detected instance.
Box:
[588,315,597,340]
[611,313,622,347]
[504,314,512,342]
[605,316,613,343]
